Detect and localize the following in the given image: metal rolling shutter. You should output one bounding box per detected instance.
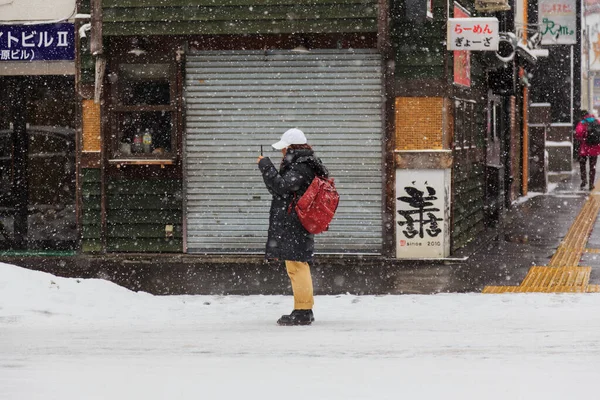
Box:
[184,49,383,254]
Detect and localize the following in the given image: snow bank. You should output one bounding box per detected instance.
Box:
[0,262,153,323]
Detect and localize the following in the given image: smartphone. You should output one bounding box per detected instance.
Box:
[260,145,263,156]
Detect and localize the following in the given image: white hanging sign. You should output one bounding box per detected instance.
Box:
[447,17,499,51]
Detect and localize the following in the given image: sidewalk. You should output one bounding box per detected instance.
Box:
[456,171,595,292]
[3,262,600,400]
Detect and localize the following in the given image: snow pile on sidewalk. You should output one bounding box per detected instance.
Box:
[0,262,155,322]
[1,263,600,400]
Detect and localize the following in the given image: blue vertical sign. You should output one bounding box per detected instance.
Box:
[0,23,74,62]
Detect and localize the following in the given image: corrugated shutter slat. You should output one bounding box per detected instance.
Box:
[184,50,383,254]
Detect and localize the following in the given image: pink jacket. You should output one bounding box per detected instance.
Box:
[575,115,600,157]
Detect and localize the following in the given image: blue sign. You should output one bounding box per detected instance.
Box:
[0,23,74,62]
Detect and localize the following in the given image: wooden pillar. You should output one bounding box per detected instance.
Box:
[522,81,529,195]
[11,77,28,248]
[379,0,396,257]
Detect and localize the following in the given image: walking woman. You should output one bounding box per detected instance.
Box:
[257,128,328,326]
[575,110,600,190]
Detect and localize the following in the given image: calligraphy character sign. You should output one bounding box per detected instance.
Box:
[396,169,450,258]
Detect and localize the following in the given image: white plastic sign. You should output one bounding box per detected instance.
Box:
[447,17,499,51]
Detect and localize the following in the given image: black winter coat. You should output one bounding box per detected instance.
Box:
[258,148,329,262]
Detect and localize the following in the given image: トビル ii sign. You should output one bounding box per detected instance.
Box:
[0,23,74,61]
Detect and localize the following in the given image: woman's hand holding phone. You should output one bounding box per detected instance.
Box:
[257,145,264,163]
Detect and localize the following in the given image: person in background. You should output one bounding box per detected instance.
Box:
[575,110,600,190]
[257,128,328,326]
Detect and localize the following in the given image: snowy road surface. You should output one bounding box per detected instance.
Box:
[1,263,600,399]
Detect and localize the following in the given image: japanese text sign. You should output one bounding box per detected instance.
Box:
[396,169,451,259]
[0,23,74,62]
[539,0,576,45]
[447,17,499,51]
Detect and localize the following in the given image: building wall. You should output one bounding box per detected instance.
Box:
[391,0,446,81]
[102,0,378,36]
[391,0,490,253]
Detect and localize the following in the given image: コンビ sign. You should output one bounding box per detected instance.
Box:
[0,24,74,61]
[539,0,576,45]
[396,169,451,259]
[447,17,499,51]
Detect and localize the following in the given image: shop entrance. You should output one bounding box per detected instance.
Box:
[0,75,76,250]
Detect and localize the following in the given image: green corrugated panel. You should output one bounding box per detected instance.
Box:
[104,19,376,36]
[82,168,101,182]
[108,224,183,238]
[82,210,101,225]
[80,53,95,84]
[78,17,94,84]
[79,0,91,14]
[82,182,101,196]
[104,4,375,22]
[104,0,368,6]
[81,168,102,253]
[82,240,103,253]
[108,209,181,224]
[82,225,102,239]
[102,0,377,36]
[106,178,183,253]
[391,1,446,80]
[107,179,180,194]
[107,195,181,210]
[82,196,101,210]
[0,250,77,257]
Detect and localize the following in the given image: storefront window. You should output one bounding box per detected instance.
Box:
[118,64,170,106]
[110,60,177,161]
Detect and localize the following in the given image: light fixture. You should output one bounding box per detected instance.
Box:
[128,38,147,56]
[291,45,310,53]
[291,36,311,53]
[128,48,147,56]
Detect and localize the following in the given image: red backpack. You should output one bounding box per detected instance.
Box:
[289,176,340,234]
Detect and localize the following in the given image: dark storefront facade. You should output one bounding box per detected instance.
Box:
[77,0,394,257]
[0,23,77,251]
[76,0,541,259]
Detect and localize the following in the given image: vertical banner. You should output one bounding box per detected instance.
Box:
[453,4,471,87]
[539,0,576,45]
[396,169,451,259]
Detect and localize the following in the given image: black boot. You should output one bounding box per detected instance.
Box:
[277,309,314,326]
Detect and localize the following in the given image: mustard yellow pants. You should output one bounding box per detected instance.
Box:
[284,261,314,310]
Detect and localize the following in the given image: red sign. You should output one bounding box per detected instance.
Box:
[453,5,471,87]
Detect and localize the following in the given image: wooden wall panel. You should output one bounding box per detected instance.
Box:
[106,178,183,253]
[102,0,377,36]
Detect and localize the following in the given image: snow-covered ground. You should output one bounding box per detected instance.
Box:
[1,262,600,400]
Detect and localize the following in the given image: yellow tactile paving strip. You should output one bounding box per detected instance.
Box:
[483,188,600,294]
